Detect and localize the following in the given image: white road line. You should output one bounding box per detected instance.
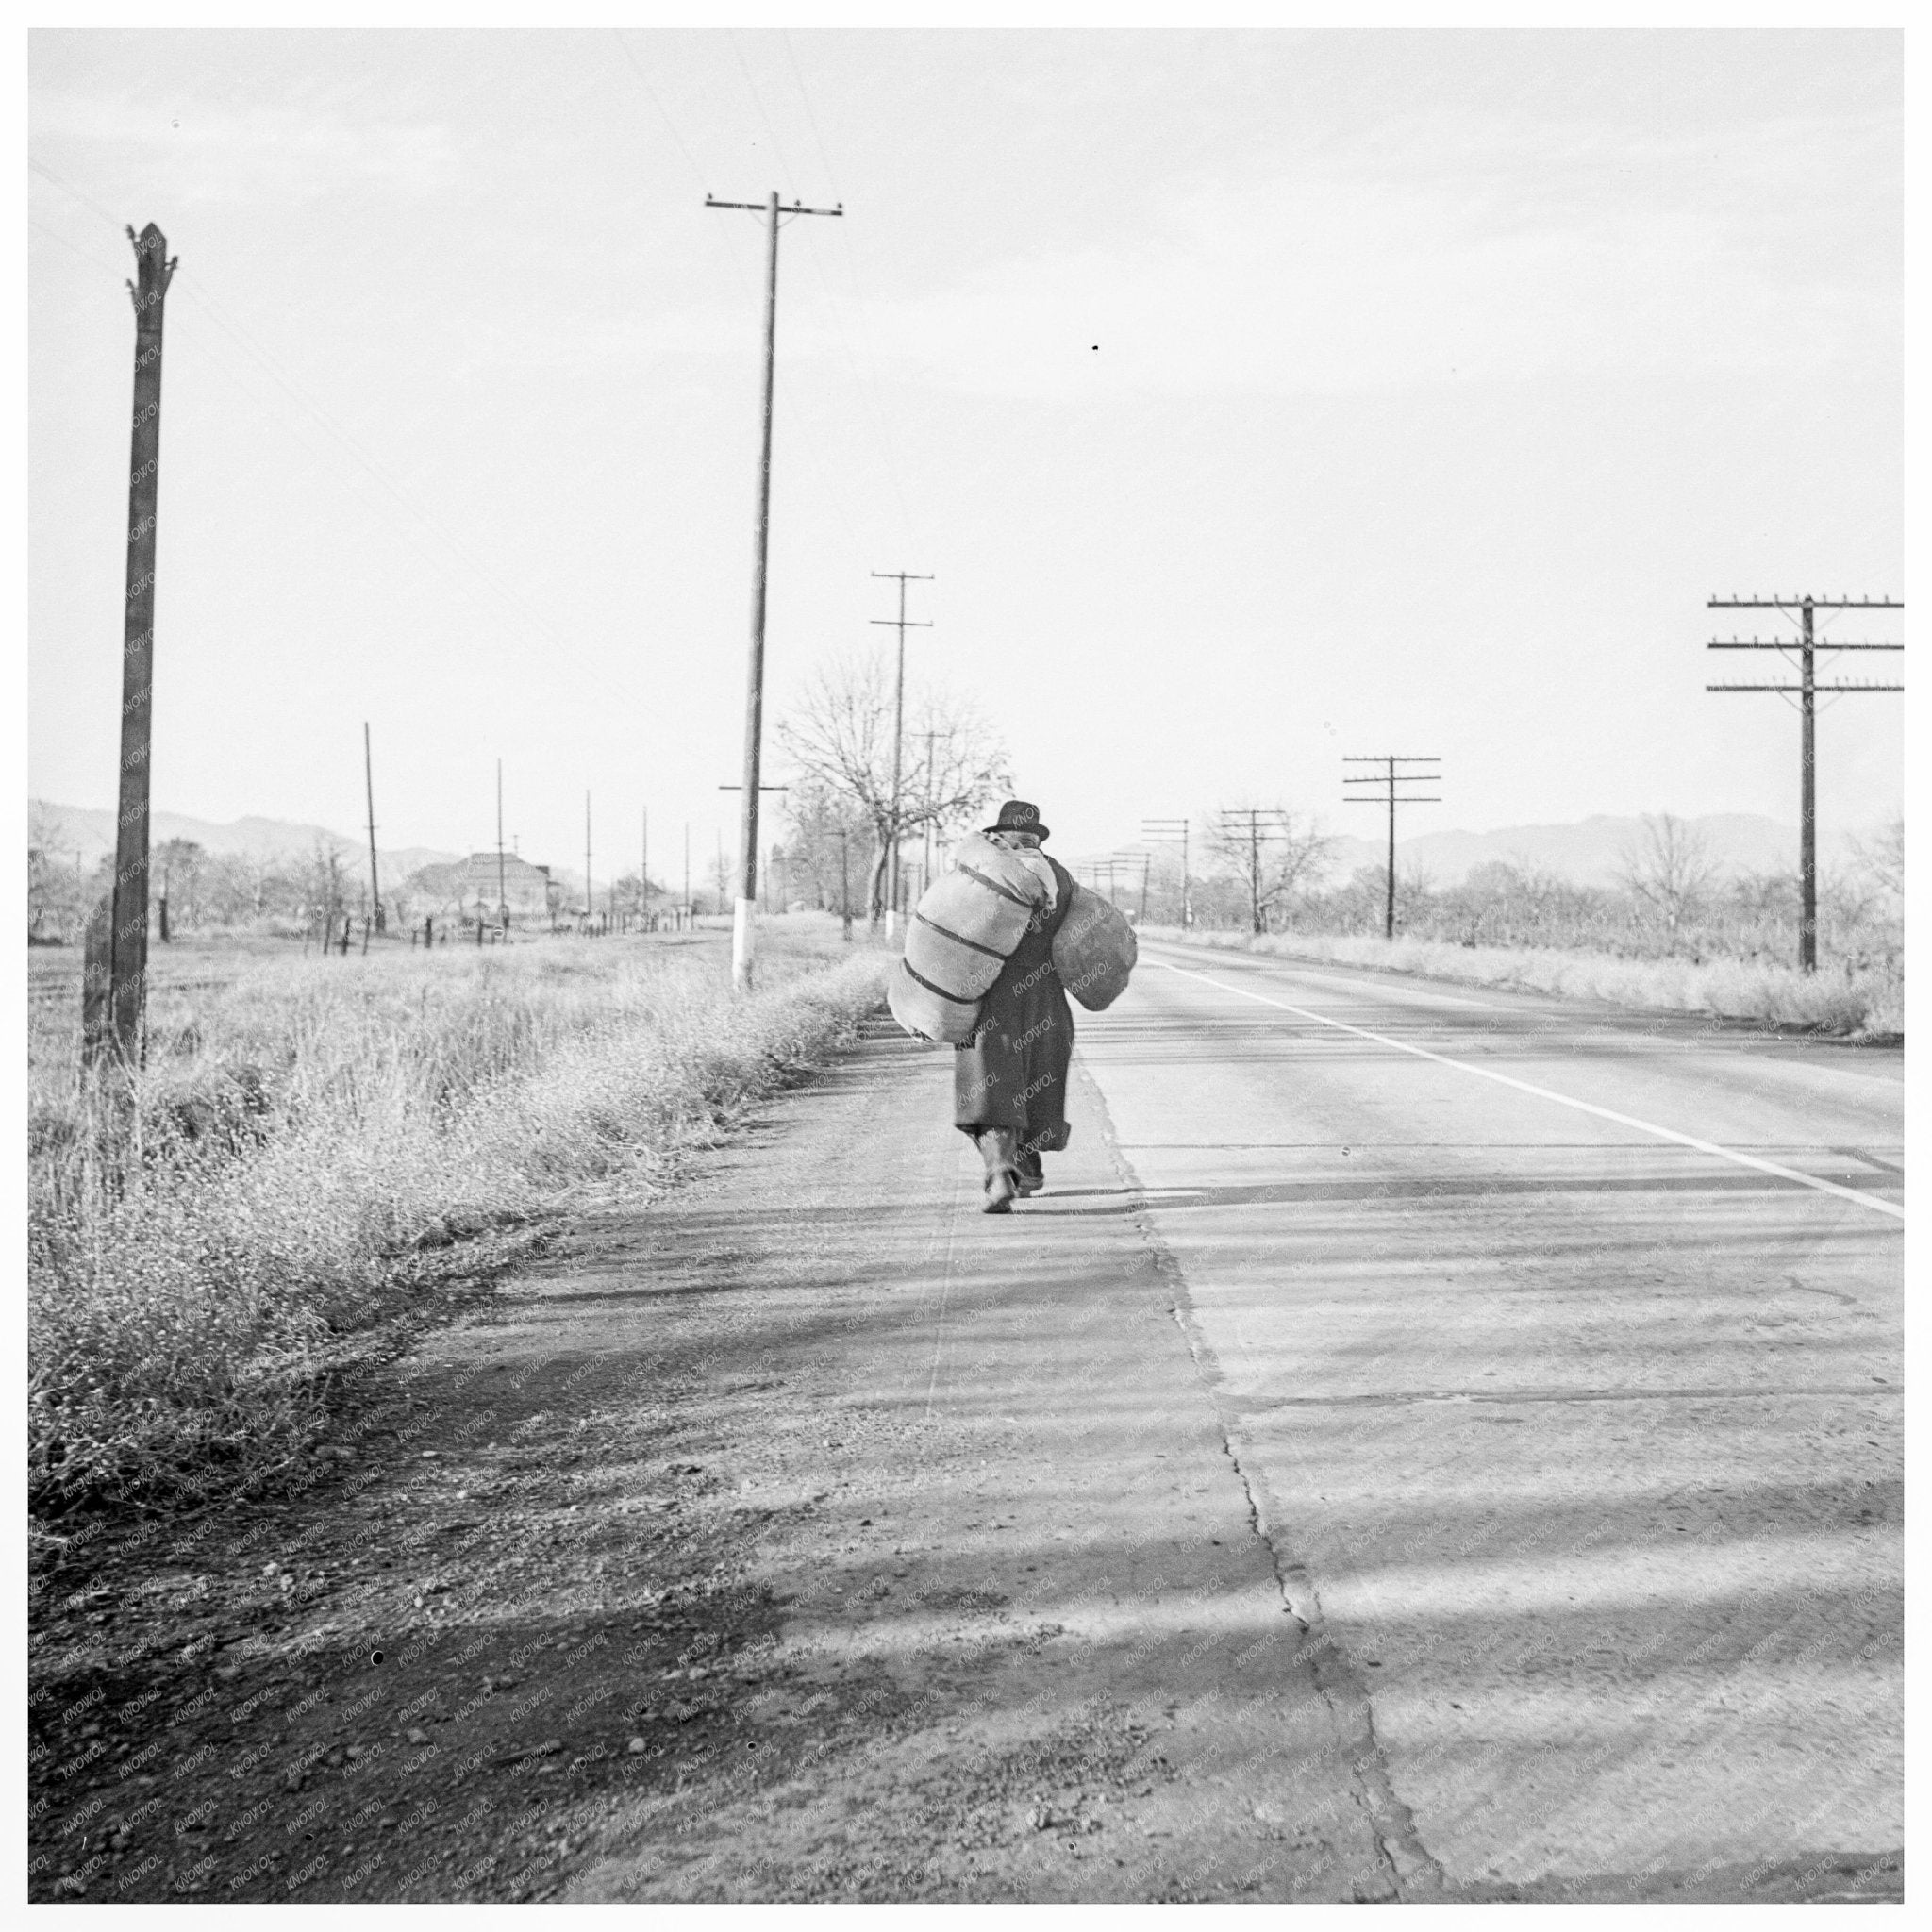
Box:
[1148,949,1499,1010]
[1150,959,1906,1224]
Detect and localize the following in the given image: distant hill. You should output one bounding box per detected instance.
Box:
[1317,813,1840,889]
[27,801,459,884]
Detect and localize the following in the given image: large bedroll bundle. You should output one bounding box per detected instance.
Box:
[1050,882,1137,1011]
[887,834,1049,1044]
[887,841,1140,1042]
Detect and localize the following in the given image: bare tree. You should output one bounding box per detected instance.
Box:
[781,774,874,913]
[777,650,1010,924]
[1849,815,1904,901]
[301,841,349,945]
[27,805,88,941]
[1617,813,1719,949]
[1204,804,1336,933]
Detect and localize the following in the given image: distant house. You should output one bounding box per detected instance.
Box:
[401,852,559,924]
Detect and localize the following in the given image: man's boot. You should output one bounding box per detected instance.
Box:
[1014,1141,1044,1196]
[978,1128,1020,1214]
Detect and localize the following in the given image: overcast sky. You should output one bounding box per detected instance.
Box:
[28,28,1902,881]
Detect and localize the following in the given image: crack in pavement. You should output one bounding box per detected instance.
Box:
[1074,1054,1449,1903]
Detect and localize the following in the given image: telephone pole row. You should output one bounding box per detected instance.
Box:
[1707,594,1903,972]
[1142,818,1191,929]
[1342,758,1441,940]
[707,191,843,993]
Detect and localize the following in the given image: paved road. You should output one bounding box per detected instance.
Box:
[1074,941,1904,1899]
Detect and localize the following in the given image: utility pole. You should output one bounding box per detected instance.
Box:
[1342,758,1441,940]
[364,724,384,934]
[1707,594,1903,972]
[870,571,933,935]
[707,190,844,992]
[641,806,649,931]
[1142,818,1191,929]
[86,221,176,1069]
[840,827,852,941]
[920,728,938,907]
[584,790,592,933]
[719,783,789,923]
[495,760,508,931]
[1218,808,1291,936]
[683,822,691,929]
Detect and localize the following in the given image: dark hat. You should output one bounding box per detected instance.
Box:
[984,799,1050,841]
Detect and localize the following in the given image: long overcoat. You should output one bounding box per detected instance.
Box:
[953,853,1076,1154]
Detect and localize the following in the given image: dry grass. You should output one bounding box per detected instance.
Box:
[28,923,890,1524]
[1143,927,1902,1039]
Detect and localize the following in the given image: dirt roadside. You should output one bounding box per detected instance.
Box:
[29,1014,1401,1904]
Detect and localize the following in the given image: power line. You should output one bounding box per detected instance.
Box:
[32,197,520,622]
[35,146,579,658]
[771,31,916,545]
[728,30,804,197]
[609,31,712,195]
[781,30,846,202]
[173,273,575,654]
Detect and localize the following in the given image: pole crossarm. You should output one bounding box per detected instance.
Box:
[706,196,843,217]
[1707,596,1901,609]
[1707,639,1901,650]
[1707,683,1902,695]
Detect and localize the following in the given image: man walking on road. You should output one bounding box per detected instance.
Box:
[955,801,1076,1213]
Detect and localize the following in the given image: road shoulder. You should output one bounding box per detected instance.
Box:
[31,1014,1389,1903]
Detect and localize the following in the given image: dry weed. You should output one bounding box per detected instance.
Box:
[29,931,889,1519]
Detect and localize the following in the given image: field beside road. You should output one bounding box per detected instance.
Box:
[28,921,889,1532]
